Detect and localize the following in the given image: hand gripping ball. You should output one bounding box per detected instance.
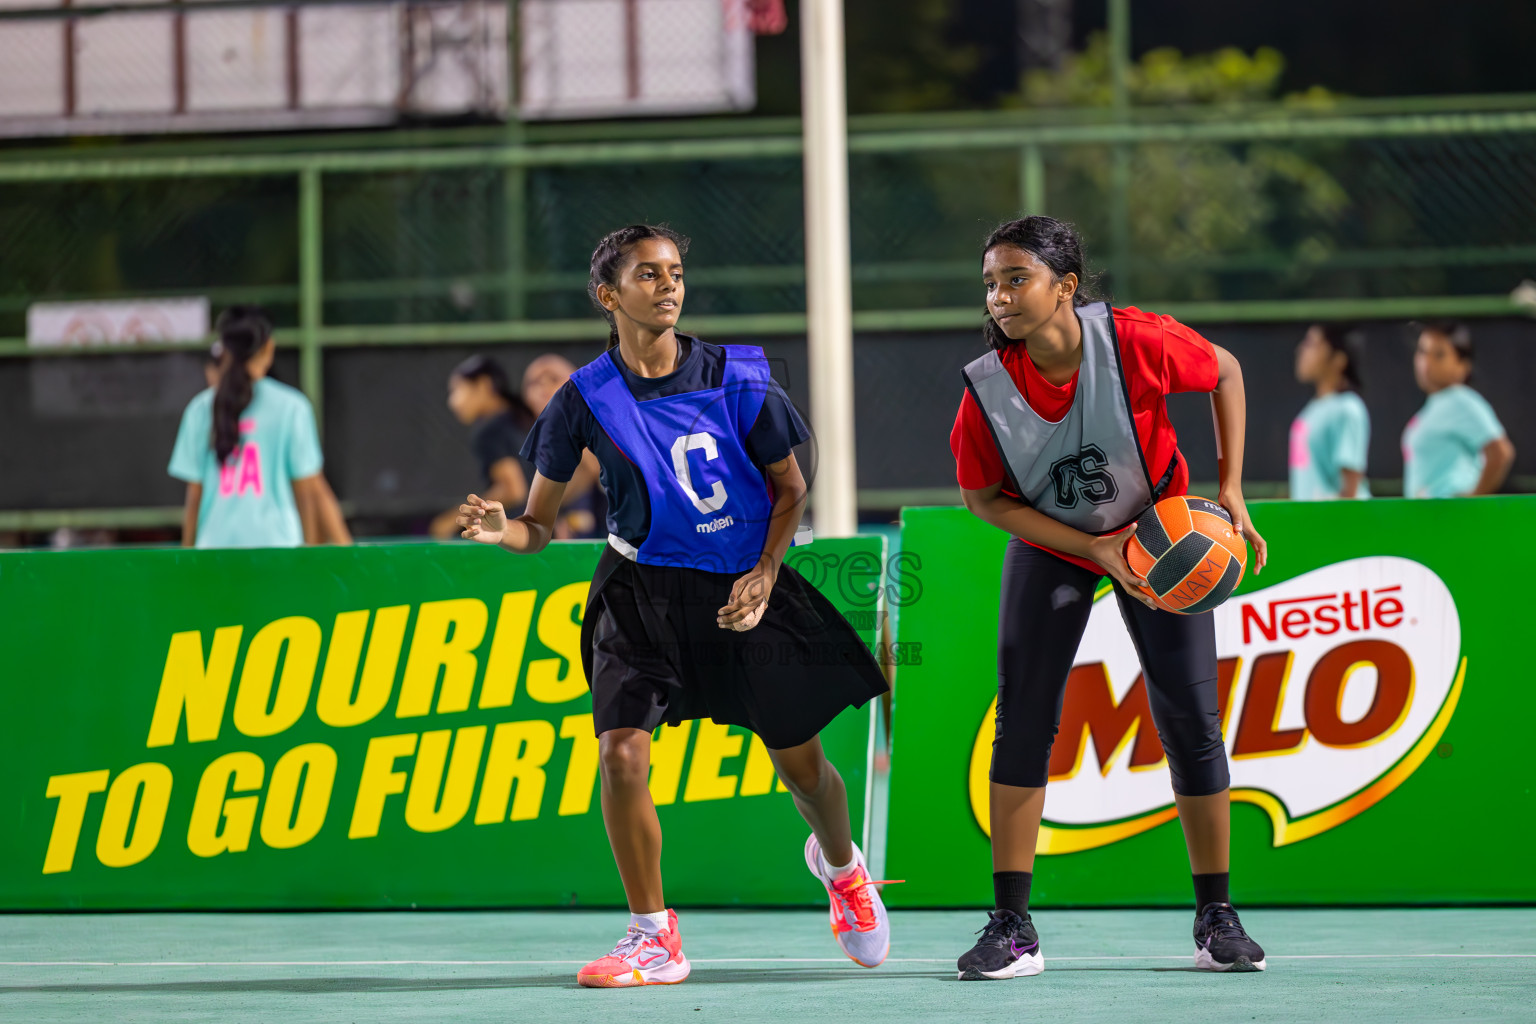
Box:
[1123,495,1247,614]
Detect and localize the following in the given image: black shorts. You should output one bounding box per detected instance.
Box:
[580,545,889,750]
[991,539,1230,796]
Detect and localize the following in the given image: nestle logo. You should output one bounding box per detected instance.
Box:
[1241,586,1404,644]
[696,515,735,534]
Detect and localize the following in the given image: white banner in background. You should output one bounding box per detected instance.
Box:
[27,298,209,348]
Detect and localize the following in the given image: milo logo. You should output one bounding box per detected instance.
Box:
[967,557,1464,852]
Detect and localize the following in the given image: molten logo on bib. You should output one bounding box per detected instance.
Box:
[968,557,1465,853]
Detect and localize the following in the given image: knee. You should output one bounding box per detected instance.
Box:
[1155,710,1229,796]
[599,732,650,786]
[989,712,1056,789]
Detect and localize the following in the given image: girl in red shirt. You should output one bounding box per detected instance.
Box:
[950,217,1270,979]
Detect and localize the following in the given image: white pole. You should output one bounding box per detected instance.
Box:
[800,0,857,537]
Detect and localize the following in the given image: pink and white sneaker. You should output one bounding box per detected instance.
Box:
[804,834,895,968]
[576,909,691,988]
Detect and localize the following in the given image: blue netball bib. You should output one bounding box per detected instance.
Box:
[570,345,776,574]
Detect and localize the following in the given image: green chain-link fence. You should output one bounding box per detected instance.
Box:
[2,96,1535,530]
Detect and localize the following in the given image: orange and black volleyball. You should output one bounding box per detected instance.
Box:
[1123,495,1247,614]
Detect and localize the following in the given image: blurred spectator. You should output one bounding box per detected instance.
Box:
[1289,324,1370,500]
[522,354,606,539]
[430,355,534,539]
[1402,322,1516,498]
[169,306,352,547]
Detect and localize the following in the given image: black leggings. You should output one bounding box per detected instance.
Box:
[991,539,1230,796]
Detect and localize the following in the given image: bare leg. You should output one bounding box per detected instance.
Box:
[598,728,664,913]
[1174,789,1231,874]
[769,737,854,867]
[989,783,1046,872]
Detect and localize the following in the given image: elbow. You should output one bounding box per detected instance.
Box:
[1213,344,1242,389]
[1494,437,1517,481]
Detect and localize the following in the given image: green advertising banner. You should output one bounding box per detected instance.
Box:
[0,538,884,910]
[885,498,1536,906]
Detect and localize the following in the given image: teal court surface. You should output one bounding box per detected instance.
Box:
[2,908,1532,1023]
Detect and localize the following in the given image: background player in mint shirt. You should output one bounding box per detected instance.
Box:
[1402,322,1516,499]
[1289,323,1371,500]
[168,306,351,548]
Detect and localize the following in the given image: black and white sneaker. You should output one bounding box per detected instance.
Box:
[956,909,1044,980]
[1193,902,1266,972]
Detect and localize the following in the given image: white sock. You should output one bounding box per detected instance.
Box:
[822,850,859,879]
[631,910,669,935]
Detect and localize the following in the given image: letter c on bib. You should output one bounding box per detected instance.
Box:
[671,432,728,514]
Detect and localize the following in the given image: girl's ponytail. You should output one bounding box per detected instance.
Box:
[211,306,271,464]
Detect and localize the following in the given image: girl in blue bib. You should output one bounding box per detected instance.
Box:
[456,225,890,987]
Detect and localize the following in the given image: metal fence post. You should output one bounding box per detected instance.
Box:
[1108,0,1132,299]
[1019,143,1045,214]
[504,0,527,320]
[299,165,324,430]
[504,167,528,321]
[801,0,858,537]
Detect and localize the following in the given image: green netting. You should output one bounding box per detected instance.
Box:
[3,117,1536,338]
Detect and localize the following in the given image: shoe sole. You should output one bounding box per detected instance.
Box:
[957,952,1044,981]
[803,834,890,969]
[577,956,692,987]
[1194,948,1266,973]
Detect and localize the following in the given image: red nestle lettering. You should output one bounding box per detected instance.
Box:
[1239,586,1407,646]
[1374,596,1404,629]
[1241,603,1276,644]
[1281,608,1310,639]
[1341,591,1360,631]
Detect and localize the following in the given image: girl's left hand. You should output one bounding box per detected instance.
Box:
[718,561,776,631]
[1218,486,1268,575]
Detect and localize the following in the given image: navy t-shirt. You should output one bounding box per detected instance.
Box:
[520,336,810,548]
[470,410,533,487]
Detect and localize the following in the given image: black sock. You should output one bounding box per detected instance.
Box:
[993,871,1032,918]
[1193,872,1230,913]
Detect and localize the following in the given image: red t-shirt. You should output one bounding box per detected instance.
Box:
[949,306,1220,572]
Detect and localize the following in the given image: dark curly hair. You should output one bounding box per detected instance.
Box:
[586,224,691,350]
[980,216,1103,351]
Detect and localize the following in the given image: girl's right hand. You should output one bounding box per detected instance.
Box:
[1085,525,1158,610]
[458,494,507,544]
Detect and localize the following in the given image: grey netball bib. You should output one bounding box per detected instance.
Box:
[962,302,1163,534]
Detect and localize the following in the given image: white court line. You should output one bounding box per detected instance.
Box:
[2,954,1533,967]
